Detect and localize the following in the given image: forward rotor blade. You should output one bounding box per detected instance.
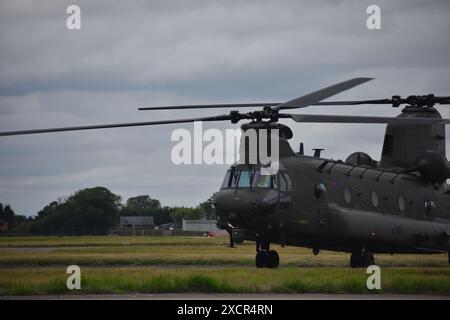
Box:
[285,113,450,124]
[0,115,232,137]
[139,103,278,110]
[138,97,450,111]
[274,77,373,110]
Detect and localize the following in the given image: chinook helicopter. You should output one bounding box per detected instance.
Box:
[1,77,450,268]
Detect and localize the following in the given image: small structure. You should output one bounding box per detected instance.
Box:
[0,218,8,232]
[182,219,224,234]
[120,216,154,230]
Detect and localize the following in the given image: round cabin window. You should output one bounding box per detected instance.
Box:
[371,191,378,208]
[344,187,352,204]
[314,183,326,202]
[398,195,405,212]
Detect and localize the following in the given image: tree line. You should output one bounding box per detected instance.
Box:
[0,187,215,236]
[0,203,31,228]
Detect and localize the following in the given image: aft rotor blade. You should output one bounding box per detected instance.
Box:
[314,99,393,106]
[285,113,450,124]
[139,103,278,110]
[274,77,373,110]
[0,115,231,137]
[315,97,450,106]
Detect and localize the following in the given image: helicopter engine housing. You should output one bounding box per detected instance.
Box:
[414,150,450,183]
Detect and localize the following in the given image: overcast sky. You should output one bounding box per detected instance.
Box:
[0,0,449,216]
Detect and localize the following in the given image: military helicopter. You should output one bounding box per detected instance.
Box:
[2,78,450,268]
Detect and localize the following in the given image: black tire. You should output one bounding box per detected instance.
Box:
[255,250,268,268]
[266,250,280,268]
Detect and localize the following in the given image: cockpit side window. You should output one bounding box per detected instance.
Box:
[279,174,287,192]
[278,172,292,192]
[230,170,239,188]
[253,171,274,188]
[237,170,254,187]
[220,170,231,189]
[285,173,292,191]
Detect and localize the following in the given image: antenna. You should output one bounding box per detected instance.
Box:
[313,148,324,158]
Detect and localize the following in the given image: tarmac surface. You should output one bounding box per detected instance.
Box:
[2,293,449,300]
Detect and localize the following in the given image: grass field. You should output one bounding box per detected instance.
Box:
[0,235,449,296]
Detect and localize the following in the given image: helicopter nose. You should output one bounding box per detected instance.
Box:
[227,212,239,223]
[214,189,278,228]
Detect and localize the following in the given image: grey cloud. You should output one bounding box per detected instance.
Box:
[0,0,449,215]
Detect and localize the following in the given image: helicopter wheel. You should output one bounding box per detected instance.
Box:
[255,250,280,268]
[266,250,280,268]
[350,250,375,268]
[255,250,268,268]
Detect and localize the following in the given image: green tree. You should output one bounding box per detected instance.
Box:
[198,194,216,220]
[147,206,173,225]
[13,215,29,225]
[32,187,121,235]
[0,203,16,225]
[64,187,121,234]
[37,201,59,219]
[126,195,161,210]
[120,195,172,225]
[169,207,205,224]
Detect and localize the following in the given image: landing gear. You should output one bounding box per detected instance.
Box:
[350,250,375,268]
[255,250,279,268]
[255,237,279,268]
[255,250,267,268]
[266,250,280,268]
[228,233,235,248]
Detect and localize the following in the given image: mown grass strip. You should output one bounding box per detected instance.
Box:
[0,236,230,248]
[1,267,450,296]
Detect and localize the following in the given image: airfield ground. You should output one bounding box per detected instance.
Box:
[0,235,449,296]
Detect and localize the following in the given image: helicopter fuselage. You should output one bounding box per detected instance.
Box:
[214,155,450,255]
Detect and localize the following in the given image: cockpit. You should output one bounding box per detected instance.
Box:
[215,166,293,232]
[220,168,292,191]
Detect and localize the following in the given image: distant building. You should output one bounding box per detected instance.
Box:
[182,219,224,234]
[120,216,154,230]
[0,218,8,232]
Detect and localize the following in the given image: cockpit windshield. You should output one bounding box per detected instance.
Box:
[220,169,278,189]
[237,171,254,187]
